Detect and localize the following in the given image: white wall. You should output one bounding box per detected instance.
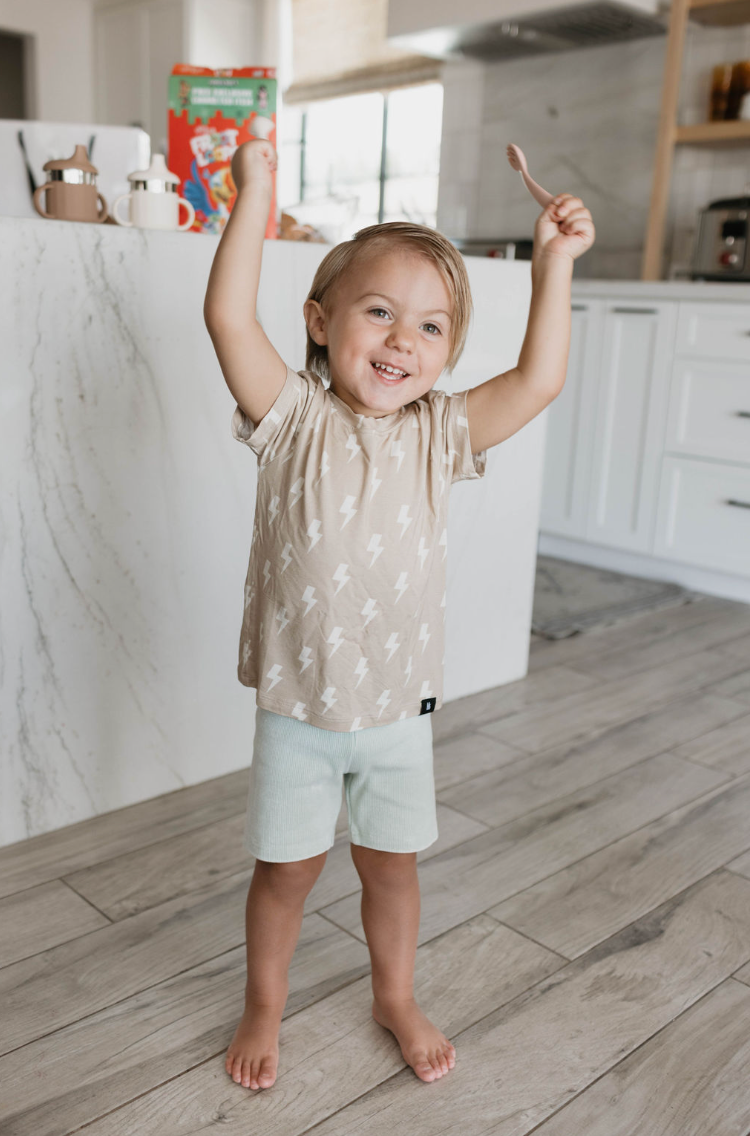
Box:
[0,0,273,144]
[435,22,750,279]
[0,0,95,121]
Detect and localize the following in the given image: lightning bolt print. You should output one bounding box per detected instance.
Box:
[320,687,337,715]
[394,571,409,602]
[316,450,331,485]
[361,598,379,627]
[301,586,318,616]
[233,372,478,730]
[369,467,382,500]
[345,433,361,462]
[327,626,345,655]
[353,656,369,688]
[384,632,400,662]
[307,520,322,551]
[367,533,384,567]
[376,690,391,718]
[289,477,304,507]
[339,495,357,529]
[332,563,351,594]
[265,664,283,691]
[396,504,412,539]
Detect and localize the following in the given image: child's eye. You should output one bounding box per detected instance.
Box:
[368,308,441,336]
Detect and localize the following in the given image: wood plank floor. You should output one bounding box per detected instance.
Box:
[2,591,750,1135]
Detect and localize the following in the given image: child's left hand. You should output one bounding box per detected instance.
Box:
[534,194,596,261]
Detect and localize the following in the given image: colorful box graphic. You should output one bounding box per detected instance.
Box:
[167,64,277,237]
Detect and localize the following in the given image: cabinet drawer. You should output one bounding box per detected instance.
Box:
[675,302,750,363]
[654,456,750,575]
[666,359,750,464]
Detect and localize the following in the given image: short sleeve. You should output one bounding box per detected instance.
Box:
[430,387,487,484]
[231,365,318,467]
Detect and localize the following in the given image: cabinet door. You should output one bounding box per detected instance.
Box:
[585,302,677,552]
[654,455,750,574]
[539,301,604,538]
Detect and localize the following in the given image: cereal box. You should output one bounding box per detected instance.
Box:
[167,64,277,237]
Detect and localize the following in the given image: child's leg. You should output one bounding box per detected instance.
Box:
[349,844,456,1082]
[226,851,327,1090]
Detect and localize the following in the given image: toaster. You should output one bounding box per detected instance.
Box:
[691,195,749,281]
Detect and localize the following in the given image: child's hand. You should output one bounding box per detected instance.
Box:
[533,193,595,262]
[231,140,278,196]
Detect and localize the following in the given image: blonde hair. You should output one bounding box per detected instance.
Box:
[303,222,473,383]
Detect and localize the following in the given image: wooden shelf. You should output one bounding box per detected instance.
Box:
[641,0,750,279]
[676,119,750,144]
[689,0,750,26]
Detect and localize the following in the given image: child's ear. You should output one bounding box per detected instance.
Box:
[303,299,328,346]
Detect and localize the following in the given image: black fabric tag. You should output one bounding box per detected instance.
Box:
[420,697,436,715]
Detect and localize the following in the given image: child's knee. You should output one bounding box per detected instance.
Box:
[350,845,417,882]
[255,851,327,891]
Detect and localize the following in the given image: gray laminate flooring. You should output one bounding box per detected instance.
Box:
[2,591,750,1135]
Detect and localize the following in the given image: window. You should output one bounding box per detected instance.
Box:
[278,82,443,234]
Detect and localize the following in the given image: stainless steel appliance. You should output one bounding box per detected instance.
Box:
[452,237,534,259]
[691,195,749,281]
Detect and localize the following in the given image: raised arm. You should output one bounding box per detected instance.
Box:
[203,140,287,426]
[465,191,595,455]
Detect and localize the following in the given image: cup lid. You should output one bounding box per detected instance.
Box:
[127,153,180,185]
[43,144,98,175]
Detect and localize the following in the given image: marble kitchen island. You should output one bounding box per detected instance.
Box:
[1,215,544,845]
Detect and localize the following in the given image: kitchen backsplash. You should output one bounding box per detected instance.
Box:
[436,21,750,279]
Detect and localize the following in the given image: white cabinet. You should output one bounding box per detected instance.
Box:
[585,302,677,553]
[653,298,750,576]
[539,290,750,598]
[540,299,678,553]
[539,301,603,539]
[664,359,750,464]
[674,302,750,364]
[654,456,750,575]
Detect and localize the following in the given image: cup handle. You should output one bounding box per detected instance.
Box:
[32,183,55,219]
[112,194,133,227]
[176,196,196,231]
[95,192,109,223]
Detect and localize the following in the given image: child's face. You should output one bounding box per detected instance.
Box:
[305,249,454,418]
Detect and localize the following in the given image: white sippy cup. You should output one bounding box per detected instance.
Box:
[112,153,195,231]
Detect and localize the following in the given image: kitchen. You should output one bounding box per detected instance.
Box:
[2,0,750,1126]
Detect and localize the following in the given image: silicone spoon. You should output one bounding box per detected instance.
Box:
[506,143,555,209]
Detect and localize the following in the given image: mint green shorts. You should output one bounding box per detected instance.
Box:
[243,706,439,862]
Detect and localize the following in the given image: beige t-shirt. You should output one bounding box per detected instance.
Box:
[231,365,486,731]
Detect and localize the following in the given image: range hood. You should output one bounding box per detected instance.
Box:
[387,0,669,61]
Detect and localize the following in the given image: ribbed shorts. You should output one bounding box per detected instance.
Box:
[243,706,439,862]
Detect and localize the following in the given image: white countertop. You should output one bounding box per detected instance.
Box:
[570,277,750,301]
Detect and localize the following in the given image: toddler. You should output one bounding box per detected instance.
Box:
[204,139,594,1091]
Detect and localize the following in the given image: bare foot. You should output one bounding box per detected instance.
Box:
[225,1001,283,1090]
[372,996,456,1083]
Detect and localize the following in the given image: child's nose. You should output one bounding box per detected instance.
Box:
[386,323,415,351]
